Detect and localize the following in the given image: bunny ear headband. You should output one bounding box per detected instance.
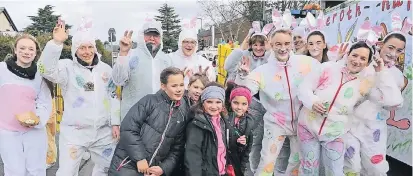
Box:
[355,20,382,48]
[272,8,293,32]
[250,21,274,39]
[183,17,197,29]
[305,11,326,35]
[383,12,412,41]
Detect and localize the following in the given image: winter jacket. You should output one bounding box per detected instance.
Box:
[170,29,216,87]
[112,21,172,119]
[109,90,190,176]
[185,112,229,176]
[38,41,120,134]
[235,55,321,135]
[0,62,51,131]
[224,48,271,83]
[227,112,255,175]
[298,61,403,142]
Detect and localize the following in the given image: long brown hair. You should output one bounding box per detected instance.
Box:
[190,82,228,117]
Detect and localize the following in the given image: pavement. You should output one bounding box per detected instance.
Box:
[0,135,411,176]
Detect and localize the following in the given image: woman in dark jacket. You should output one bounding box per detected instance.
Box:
[108,67,190,176]
[185,82,230,176]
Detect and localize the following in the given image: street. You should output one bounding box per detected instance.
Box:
[0,134,411,176]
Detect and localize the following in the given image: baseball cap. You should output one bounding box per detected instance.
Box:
[144,28,160,35]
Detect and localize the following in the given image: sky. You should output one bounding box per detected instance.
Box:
[2,0,202,42]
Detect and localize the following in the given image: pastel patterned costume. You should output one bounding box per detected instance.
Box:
[0,62,51,176]
[344,66,404,176]
[38,40,120,176]
[297,61,402,176]
[236,55,321,176]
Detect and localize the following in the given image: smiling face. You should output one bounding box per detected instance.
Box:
[271,31,293,62]
[76,43,95,65]
[293,35,305,50]
[188,79,205,102]
[231,96,249,117]
[182,39,197,56]
[14,38,37,68]
[307,34,326,60]
[161,74,185,101]
[203,98,223,116]
[346,47,371,74]
[380,37,405,66]
[252,42,265,57]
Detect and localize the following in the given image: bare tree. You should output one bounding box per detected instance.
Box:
[198,0,246,42]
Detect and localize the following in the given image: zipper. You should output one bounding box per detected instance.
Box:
[284,67,295,131]
[318,73,356,135]
[149,102,174,165]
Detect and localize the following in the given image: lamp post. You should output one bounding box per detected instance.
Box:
[197,17,203,31]
[108,28,116,65]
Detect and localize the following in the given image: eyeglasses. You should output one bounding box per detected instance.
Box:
[183,40,197,45]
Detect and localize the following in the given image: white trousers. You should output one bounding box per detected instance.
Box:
[0,128,47,176]
[56,125,116,176]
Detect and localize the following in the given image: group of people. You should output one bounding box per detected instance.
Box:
[0,9,409,176]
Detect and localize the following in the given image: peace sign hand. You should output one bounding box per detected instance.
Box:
[239,56,251,73]
[197,66,210,76]
[53,18,69,45]
[338,43,349,60]
[372,52,384,72]
[120,30,133,56]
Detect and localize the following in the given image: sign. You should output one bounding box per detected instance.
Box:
[324,0,412,165]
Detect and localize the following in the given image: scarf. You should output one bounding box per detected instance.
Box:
[5,56,37,80]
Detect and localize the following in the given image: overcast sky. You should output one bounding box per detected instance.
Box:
[2,0,202,42]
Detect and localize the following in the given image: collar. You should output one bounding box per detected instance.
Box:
[341,66,358,82]
[158,90,182,107]
[76,54,99,70]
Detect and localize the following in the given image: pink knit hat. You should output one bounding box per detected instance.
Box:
[230,87,252,104]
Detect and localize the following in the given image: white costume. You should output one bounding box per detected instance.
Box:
[112,21,172,119]
[38,24,120,176]
[236,55,321,176]
[0,61,51,176]
[297,60,402,176]
[170,29,215,87]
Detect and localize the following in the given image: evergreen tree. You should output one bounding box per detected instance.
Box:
[24,5,73,59]
[155,3,182,52]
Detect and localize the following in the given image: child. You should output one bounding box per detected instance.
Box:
[225,85,255,176]
[0,34,52,175]
[109,67,190,176]
[185,83,230,176]
[185,67,211,106]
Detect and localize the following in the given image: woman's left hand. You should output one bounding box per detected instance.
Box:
[237,135,247,145]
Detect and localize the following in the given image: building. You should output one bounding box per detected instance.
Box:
[0,7,18,36]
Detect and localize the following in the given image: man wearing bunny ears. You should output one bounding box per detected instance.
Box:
[38,18,120,175]
[112,20,172,120]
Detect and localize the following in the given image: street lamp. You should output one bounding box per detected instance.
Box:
[108,28,116,65]
[197,17,203,31]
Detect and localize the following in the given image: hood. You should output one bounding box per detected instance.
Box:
[175,29,198,59]
[135,21,164,57]
[71,28,101,68]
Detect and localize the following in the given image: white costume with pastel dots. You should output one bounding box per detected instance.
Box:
[344,66,404,176]
[38,29,120,175]
[0,62,51,176]
[170,29,216,87]
[236,55,321,176]
[297,61,402,176]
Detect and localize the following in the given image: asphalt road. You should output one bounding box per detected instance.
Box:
[0,135,411,176]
